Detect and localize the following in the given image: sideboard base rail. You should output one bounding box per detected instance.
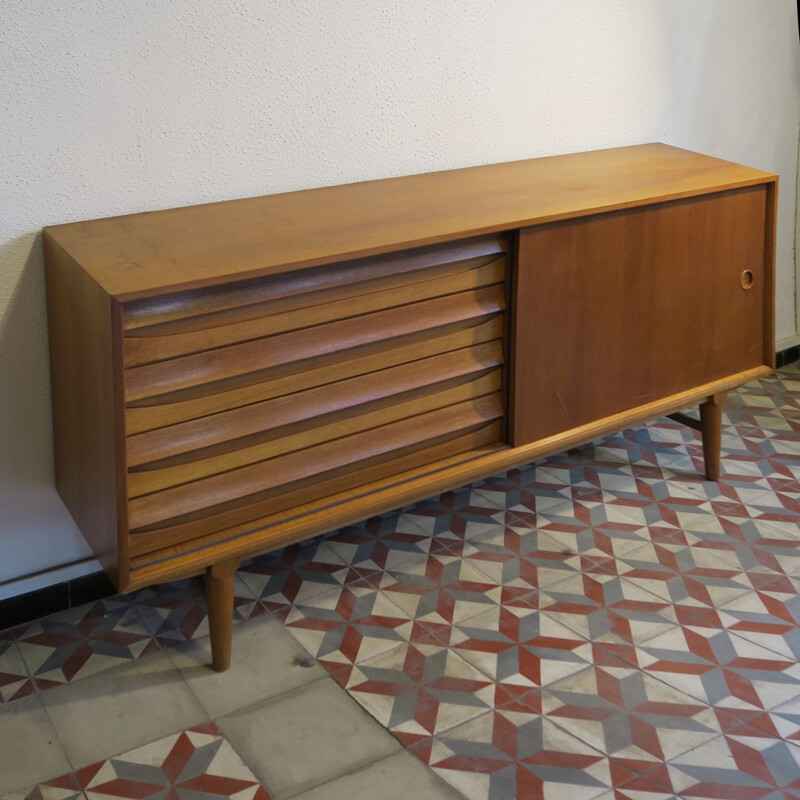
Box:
[193,378,749,670]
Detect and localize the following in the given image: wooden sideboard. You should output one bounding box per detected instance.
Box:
[43,143,777,670]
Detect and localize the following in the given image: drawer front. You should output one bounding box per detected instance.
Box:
[122,235,509,556]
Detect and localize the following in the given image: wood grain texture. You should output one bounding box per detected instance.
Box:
[763,180,778,369]
[125,284,505,401]
[128,392,503,529]
[128,423,503,557]
[44,144,776,301]
[123,257,505,366]
[205,558,239,671]
[125,317,504,433]
[510,186,768,446]
[122,235,507,329]
[122,237,508,546]
[127,371,501,497]
[43,143,777,617]
[666,411,702,432]
[127,342,502,467]
[700,391,727,481]
[126,365,771,589]
[43,234,129,587]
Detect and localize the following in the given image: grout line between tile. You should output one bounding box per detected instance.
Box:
[279,749,471,800]
[21,690,80,789]
[210,671,330,725]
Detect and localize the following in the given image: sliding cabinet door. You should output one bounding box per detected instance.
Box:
[510,185,769,446]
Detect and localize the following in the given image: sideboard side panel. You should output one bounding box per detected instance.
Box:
[763,179,778,369]
[44,234,127,587]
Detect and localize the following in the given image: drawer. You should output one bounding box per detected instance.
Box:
[121,234,510,555]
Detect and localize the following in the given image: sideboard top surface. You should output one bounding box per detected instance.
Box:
[44,143,776,301]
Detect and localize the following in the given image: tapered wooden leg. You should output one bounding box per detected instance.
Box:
[205,558,239,672]
[699,391,726,481]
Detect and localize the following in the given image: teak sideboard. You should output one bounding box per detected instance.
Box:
[43,143,777,670]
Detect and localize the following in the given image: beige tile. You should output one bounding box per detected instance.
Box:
[167,612,325,718]
[40,650,208,768]
[291,751,465,800]
[218,678,401,799]
[0,695,71,794]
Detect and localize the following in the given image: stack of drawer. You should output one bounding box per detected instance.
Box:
[122,234,510,564]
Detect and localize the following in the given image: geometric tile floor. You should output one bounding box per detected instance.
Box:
[2,363,799,799]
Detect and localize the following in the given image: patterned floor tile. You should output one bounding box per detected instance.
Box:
[417,711,612,800]
[76,722,272,800]
[133,575,257,645]
[623,624,800,711]
[538,573,679,647]
[604,480,786,540]
[455,523,605,593]
[474,463,576,512]
[721,439,800,492]
[401,486,519,545]
[665,734,800,798]
[542,663,721,763]
[529,500,659,560]
[535,441,678,497]
[322,511,447,573]
[590,425,703,478]
[278,581,413,674]
[344,641,496,743]
[744,488,800,530]
[612,539,773,611]
[675,517,800,582]
[448,605,594,689]
[0,773,83,800]
[16,597,158,688]
[769,697,800,743]
[684,589,800,661]
[356,549,503,628]
[474,459,642,516]
[641,464,785,510]
[237,538,352,614]
[0,639,35,703]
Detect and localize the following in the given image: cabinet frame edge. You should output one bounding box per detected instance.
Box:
[44,231,130,590]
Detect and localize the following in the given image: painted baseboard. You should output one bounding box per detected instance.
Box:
[777,333,800,350]
[0,557,100,602]
[0,569,115,631]
[776,344,800,368]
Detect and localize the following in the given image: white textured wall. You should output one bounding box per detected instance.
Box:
[1,0,798,598]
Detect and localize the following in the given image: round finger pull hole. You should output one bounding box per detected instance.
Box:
[740,269,754,290]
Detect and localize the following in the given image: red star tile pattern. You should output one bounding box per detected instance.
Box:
[75,723,272,800]
[132,575,258,646]
[417,712,613,800]
[399,486,513,547]
[238,538,355,616]
[1,772,83,800]
[448,605,594,689]
[15,598,159,689]
[622,624,800,711]
[0,638,35,703]
[344,641,496,745]
[279,581,414,677]
[542,663,722,764]
[4,724,273,800]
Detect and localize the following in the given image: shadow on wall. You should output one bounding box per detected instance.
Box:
[657,1,800,345]
[0,231,91,582]
[0,231,53,485]
[658,2,800,163]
